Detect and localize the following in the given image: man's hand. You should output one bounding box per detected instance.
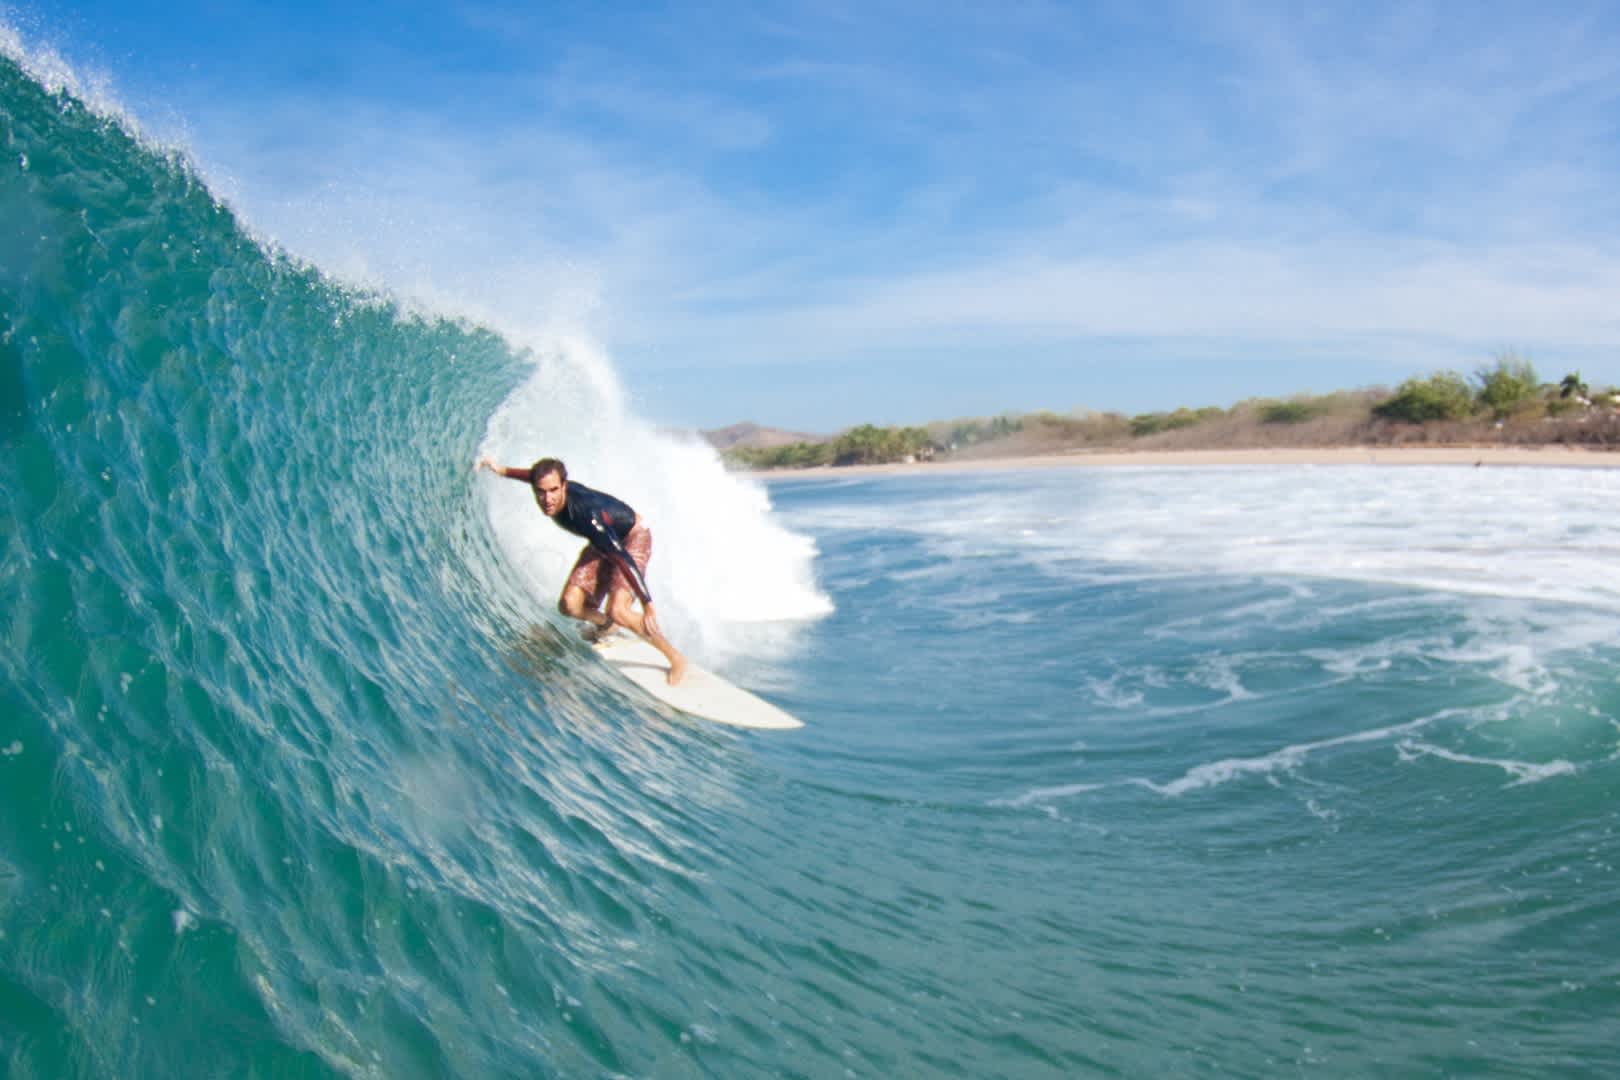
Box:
[642,603,663,639]
[475,456,495,472]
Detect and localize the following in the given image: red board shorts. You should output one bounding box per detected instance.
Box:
[566,523,652,611]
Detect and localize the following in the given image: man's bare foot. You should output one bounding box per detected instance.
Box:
[666,657,689,686]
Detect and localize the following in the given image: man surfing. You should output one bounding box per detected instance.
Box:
[477,456,688,686]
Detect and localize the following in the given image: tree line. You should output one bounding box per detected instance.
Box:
[1372,356,1610,422]
[723,424,935,469]
[721,355,1619,469]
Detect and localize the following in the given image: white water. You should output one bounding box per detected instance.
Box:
[786,464,1620,613]
[479,338,831,667]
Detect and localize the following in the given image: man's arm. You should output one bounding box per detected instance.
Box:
[592,520,654,607]
[608,550,653,607]
[476,457,531,483]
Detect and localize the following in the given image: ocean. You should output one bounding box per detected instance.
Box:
[4,41,1619,1079]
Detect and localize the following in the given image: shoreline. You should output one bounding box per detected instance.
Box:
[753,444,1620,479]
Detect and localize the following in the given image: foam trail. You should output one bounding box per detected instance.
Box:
[993,783,1108,808]
[1396,741,1578,786]
[1001,712,1466,807]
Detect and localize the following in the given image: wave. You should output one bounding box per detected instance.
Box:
[0,37,825,1077]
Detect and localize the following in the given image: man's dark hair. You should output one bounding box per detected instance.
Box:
[530,457,567,486]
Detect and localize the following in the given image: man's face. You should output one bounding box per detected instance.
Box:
[534,471,567,516]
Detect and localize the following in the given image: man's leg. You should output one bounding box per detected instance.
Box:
[560,548,616,639]
[559,584,612,635]
[607,590,688,685]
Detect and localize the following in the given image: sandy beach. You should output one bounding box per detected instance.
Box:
[759,444,1620,478]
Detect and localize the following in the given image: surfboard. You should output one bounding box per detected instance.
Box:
[592,635,804,730]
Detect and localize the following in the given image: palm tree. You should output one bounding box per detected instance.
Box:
[1560,372,1589,400]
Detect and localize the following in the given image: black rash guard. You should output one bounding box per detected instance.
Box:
[549,481,653,605]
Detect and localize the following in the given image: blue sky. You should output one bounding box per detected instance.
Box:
[10,1,1620,431]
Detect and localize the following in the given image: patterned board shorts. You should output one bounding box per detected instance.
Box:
[566,523,652,610]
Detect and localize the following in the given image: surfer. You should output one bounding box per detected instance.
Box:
[477,456,688,686]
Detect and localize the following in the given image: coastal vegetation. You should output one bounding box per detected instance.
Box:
[717,355,1620,470]
[722,422,934,469]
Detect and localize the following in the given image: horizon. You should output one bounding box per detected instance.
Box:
[8,2,1620,431]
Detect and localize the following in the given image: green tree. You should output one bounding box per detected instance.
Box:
[1259,399,1321,424]
[1560,371,1589,399]
[1373,372,1475,422]
[723,440,833,469]
[829,424,929,465]
[1474,355,1540,418]
[898,426,932,457]
[1130,405,1223,436]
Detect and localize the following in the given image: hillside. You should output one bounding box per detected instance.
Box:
[709,361,1620,470]
[701,422,826,451]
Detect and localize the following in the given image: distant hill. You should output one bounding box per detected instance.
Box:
[708,375,1620,471]
[701,422,826,451]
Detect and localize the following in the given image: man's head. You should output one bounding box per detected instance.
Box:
[530,458,568,516]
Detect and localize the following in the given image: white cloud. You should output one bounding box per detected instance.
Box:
[23,0,1620,410]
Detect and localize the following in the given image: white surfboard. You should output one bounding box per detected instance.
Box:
[593,635,804,730]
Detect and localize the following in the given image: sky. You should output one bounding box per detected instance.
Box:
[8,0,1620,432]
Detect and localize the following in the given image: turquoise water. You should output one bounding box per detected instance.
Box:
[5,45,1620,1078]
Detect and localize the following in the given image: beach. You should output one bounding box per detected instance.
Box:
[760,443,1620,478]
